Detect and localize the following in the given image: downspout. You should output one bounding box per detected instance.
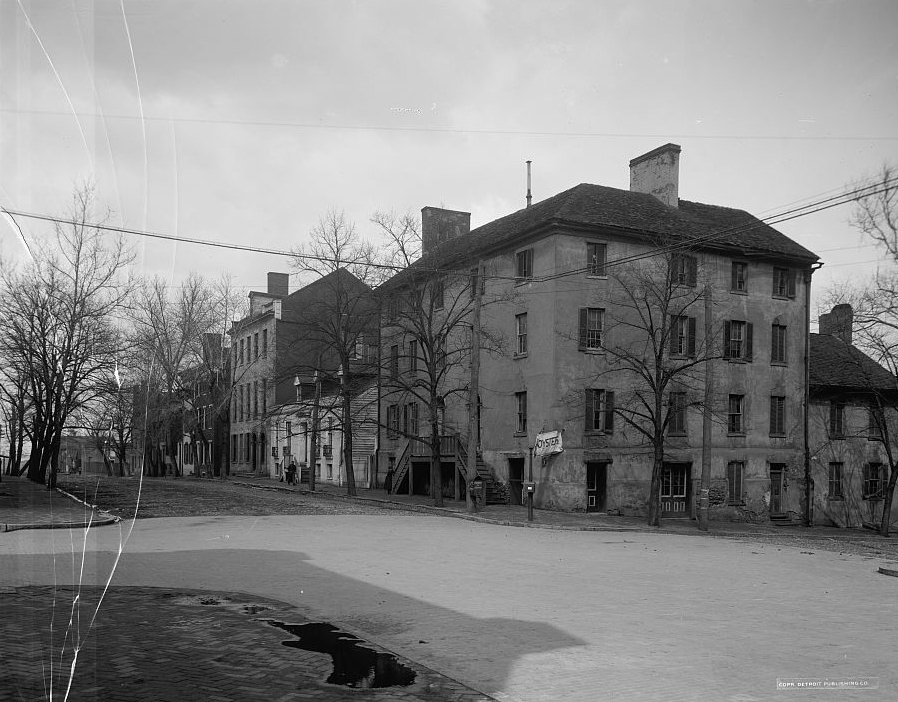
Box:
[804,262,824,526]
[374,297,382,489]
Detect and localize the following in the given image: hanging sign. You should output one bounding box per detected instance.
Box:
[534,430,563,456]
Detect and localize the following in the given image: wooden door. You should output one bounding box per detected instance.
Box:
[660,463,690,517]
[508,458,524,506]
[770,468,784,515]
[586,462,607,513]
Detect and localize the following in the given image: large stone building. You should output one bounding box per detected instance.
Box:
[379,143,821,521]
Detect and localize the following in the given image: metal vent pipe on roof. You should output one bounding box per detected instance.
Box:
[526,160,532,208]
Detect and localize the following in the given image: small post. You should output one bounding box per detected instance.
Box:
[527,446,534,522]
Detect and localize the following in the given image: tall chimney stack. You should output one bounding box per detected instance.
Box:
[819,304,854,346]
[629,143,681,208]
[421,207,471,255]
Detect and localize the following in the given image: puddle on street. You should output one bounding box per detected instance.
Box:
[267,621,416,688]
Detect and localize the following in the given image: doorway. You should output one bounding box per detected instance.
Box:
[508,457,524,506]
[586,462,608,513]
[660,462,691,517]
[769,466,785,516]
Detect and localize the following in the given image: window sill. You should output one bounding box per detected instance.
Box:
[867,436,883,442]
[769,433,786,439]
[667,431,687,437]
[862,496,883,502]
[726,358,751,364]
[513,352,529,359]
[770,361,787,367]
[727,431,746,437]
[584,430,609,436]
[586,274,608,280]
[826,496,844,501]
[730,289,748,295]
[579,347,605,355]
[772,294,795,301]
[514,278,533,286]
[513,431,528,438]
[727,501,746,507]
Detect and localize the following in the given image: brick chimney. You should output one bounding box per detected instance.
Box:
[267,272,289,297]
[629,143,681,208]
[819,303,853,345]
[421,207,471,255]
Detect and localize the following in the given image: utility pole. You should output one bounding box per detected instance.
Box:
[309,360,322,492]
[698,286,713,531]
[466,262,482,513]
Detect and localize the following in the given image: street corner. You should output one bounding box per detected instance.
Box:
[3,585,496,702]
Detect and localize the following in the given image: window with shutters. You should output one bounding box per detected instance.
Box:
[772,267,796,298]
[769,395,786,436]
[515,313,528,355]
[262,328,268,357]
[723,320,753,361]
[578,308,604,351]
[405,402,419,437]
[262,379,267,416]
[585,389,615,434]
[668,392,687,435]
[239,338,245,365]
[408,340,418,373]
[390,345,399,379]
[516,249,533,281]
[671,254,697,287]
[515,391,528,434]
[669,315,696,357]
[253,380,259,418]
[254,333,259,360]
[731,261,748,293]
[864,463,884,499]
[727,461,745,504]
[727,394,745,434]
[829,401,845,438]
[828,462,843,499]
[387,405,399,438]
[587,243,607,277]
[771,324,787,364]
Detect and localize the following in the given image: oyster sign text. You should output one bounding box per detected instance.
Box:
[534,430,563,456]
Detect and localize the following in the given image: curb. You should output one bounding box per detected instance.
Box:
[1,487,122,533]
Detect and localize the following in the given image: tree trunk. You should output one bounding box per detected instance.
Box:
[880,467,897,537]
[342,372,357,496]
[647,443,664,527]
[430,418,443,507]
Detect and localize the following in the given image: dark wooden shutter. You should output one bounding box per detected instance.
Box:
[829,402,837,435]
[731,263,737,291]
[604,391,615,433]
[745,323,754,361]
[687,317,697,357]
[585,390,594,431]
[723,321,732,359]
[578,308,588,349]
[669,315,678,355]
[787,269,796,298]
[687,256,697,287]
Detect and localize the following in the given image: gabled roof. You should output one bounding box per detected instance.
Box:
[384,183,818,290]
[810,333,897,392]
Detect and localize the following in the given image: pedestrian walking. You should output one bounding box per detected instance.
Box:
[384,466,394,495]
[285,458,297,486]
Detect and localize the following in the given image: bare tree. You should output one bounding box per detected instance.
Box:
[372,211,494,508]
[583,250,717,527]
[290,209,381,496]
[0,186,133,487]
[851,164,898,258]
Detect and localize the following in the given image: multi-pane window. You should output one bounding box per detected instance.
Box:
[578,308,605,350]
[515,391,528,434]
[262,378,267,416]
[724,320,753,361]
[731,261,747,292]
[239,339,245,365]
[671,254,697,287]
[728,394,745,434]
[390,345,399,379]
[408,340,418,372]
[404,402,419,437]
[262,328,268,356]
[254,333,259,360]
[515,313,528,355]
[868,407,883,440]
[585,389,615,433]
[769,395,786,435]
[432,278,444,310]
[828,462,844,499]
[587,243,607,277]
[669,315,696,357]
[516,249,534,281]
[386,405,399,438]
[727,461,745,504]
[253,380,259,418]
[771,324,787,364]
[773,267,796,298]
[829,401,845,438]
[864,463,884,500]
[668,392,687,434]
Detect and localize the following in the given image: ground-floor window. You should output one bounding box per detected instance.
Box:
[828,462,844,499]
[727,461,744,505]
[864,463,884,499]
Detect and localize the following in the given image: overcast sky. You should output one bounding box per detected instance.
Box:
[2,0,897,325]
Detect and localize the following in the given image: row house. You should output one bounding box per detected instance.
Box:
[229,269,377,481]
[378,143,822,521]
[810,304,898,529]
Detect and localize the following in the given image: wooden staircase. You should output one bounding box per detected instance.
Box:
[391,433,506,504]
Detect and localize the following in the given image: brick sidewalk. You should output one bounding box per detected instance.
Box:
[1,585,495,702]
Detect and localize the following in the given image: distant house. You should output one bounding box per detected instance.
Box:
[809,304,898,529]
